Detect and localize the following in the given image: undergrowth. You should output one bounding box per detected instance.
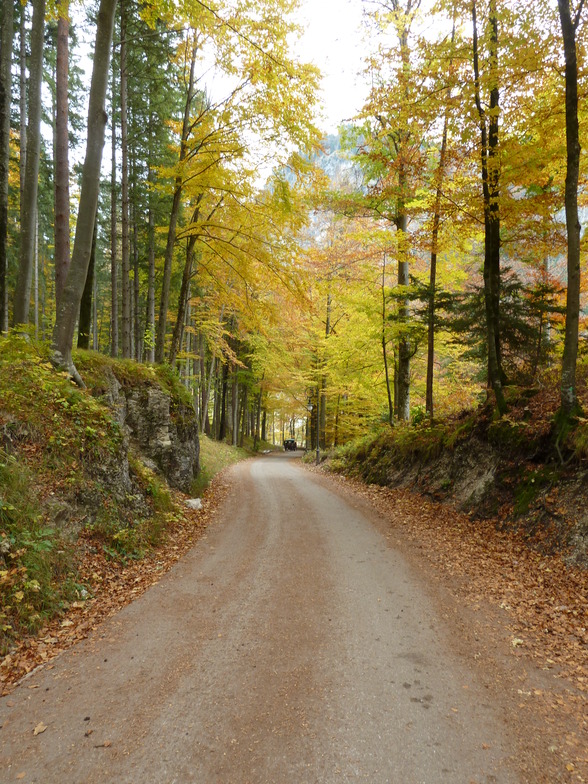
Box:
[192,435,250,497]
[0,334,200,654]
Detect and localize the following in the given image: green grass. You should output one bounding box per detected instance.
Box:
[191,435,250,497]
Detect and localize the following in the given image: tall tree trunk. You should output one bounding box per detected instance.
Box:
[472,0,506,416]
[253,383,263,451]
[155,40,196,363]
[146,160,156,362]
[219,362,229,442]
[92,268,98,350]
[319,292,331,447]
[54,6,70,310]
[169,215,200,364]
[52,0,117,382]
[426,118,449,420]
[426,16,455,419]
[557,0,584,418]
[77,214,97,349]
[231,373,239,446]
[110,41,118,358]
[119,0,131,359]
[239,386,248,447]
[19,6,27,202]
[0,0,15,333]
[201,353,217,434]
[13,0,45,326]
[381,253,394,427]
[396,206,411,422]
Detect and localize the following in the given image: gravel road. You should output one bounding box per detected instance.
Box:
[0,454,520,783]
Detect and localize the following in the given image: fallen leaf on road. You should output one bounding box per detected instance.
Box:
[33,722,47,736]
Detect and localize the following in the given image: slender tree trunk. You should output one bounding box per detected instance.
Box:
[52,0,117,382]
[169,215,200,364]
[396,207,411,421]
[13,0,45,326]
[110,43,118,358]
[155,40,196,363]
[426,17,455,419]
[239,386,248,447]
[119,0,131,358]
[557,0,583,417]
[77,214,97,349]
[219,362,229,442]
[472,0,506,415]
[19,7,26,202]
[320,292,331,446]
[253,383,263,451]
[54,7,70,310]
[381,253,394,427]
[202,353,217,434]
[231,374,239,446]
[146,161,156,361]
[92,269,98,350]
[132,192,140,359]
[426,123,449,420]
[0,0,14,333]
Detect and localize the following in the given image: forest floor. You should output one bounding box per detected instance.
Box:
[1,452,586,781]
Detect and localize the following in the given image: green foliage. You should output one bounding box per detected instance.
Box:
[0,453,77,654]
[436,270,565,385]
[0,336,199,651]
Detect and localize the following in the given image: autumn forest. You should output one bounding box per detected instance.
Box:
[0,0,586,450]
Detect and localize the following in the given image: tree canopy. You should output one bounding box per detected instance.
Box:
[0,0,585,449]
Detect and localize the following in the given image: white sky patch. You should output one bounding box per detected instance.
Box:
[296,0,369,134]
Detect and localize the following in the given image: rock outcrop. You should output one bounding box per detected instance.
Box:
[99,368,199,494]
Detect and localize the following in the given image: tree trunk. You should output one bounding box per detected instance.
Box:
[218,362,229,442]
[77,215,97,349]
[239,386,248,447]
[19,6,26,202]
[557,0,583,417]
[396,207,411,422]
[472,0,506,416]
[381,253,394,427]
[132,192,141,359]
[231,374,239,446]
[52,0,117,382]
[110,42,118,358]
[0,0,14,333]
[169,213,200,365]
[146,159,156,362]
[426,17,455,419]
[13,0,45,326]
[119,0,131,359]
[155,41,196,364]
[54,7,70,310]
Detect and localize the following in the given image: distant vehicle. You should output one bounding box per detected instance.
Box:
[283,439,297,451]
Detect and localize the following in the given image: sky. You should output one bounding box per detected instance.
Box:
[296,0,369,134]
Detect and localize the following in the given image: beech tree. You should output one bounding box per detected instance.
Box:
[557,0,585,420]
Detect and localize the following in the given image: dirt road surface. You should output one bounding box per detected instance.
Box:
[1,455,532,783]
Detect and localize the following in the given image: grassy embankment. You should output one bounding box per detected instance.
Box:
[0,335,250,654]
[325,364,588,559]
